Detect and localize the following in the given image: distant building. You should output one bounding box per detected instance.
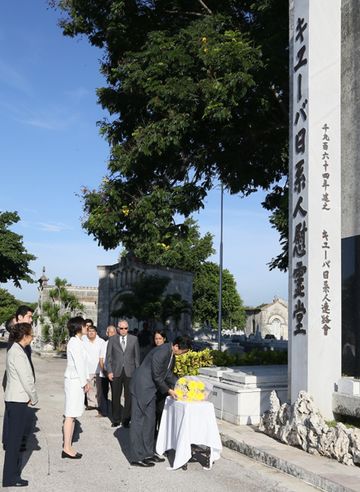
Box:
[35,268,98,340]
[244,297,288,340]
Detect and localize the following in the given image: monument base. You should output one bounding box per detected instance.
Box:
[333,377,360,419]
[199,365,288,425]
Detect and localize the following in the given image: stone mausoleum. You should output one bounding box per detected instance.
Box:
[97,254,193,338]
[244,297,288,340]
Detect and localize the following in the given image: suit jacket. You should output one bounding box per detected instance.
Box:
[4,342,38,405]
[64,335,89,388]
[2,339,35,391]
[105,334,140,378]
[130,343,177,410]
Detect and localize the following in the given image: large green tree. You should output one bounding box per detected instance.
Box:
[0,289,20,325]
[52,0,289,270]
[129,217,214,273]
[193,261,246,329]
[0,289,37,326]
[113,275,190,335]
[40,277,84,349]
[0,211,36,287]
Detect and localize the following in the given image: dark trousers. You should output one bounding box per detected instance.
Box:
[2,402,28,486]
[111,370,131,423]
[155,392,166,436]
[130,396,156,462]
[99,376,110,416]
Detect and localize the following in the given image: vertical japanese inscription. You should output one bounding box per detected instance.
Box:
[321,124,331,335]
[292,15,308,336]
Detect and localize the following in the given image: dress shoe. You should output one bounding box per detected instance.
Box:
[111,421,120,427]
[61,451,82,459]
[130,460,155,467]
[145,454,165,463]
[2,478,28,487]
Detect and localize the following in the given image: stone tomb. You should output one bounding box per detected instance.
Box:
[199,365,288,425]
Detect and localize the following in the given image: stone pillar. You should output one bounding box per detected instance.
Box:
[341,0,360,378]
[289,0,341,418]
[97,266,111,335]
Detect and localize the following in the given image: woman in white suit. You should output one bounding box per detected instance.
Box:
[62,316,89,459]
[2,322,38,488]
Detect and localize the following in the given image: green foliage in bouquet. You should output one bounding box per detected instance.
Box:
[174,349,214,378]
[211,349,287,367]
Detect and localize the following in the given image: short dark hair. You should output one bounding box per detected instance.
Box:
[173,335,192,350]
[87,325,97,332]
[5,316,16,333]
[67,316,85,337]
[153,330,167,342]
[84,319,94,326]
[11,323,32,343]
[15,305,34,321]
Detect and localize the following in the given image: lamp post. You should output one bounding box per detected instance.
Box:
[217,183,224,351]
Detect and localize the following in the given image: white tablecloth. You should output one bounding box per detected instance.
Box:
[156,397,222,470]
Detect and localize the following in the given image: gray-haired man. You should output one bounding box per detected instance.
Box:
[106,320,140,427]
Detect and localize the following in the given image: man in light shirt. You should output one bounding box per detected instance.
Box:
[98,325,117,417]
[83,325,105,415]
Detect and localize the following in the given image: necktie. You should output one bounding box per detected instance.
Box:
[121,336,126,351]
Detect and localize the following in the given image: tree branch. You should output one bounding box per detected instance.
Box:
[164,10,205,18]
[197,0,213,15]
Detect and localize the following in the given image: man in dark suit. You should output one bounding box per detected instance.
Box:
[106,320,140,427]
[129,336,191,467]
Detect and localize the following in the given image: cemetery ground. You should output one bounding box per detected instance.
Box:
[0,344,353,492]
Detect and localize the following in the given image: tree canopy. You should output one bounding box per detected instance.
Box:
[0,289,37,325]
[52,0,289,270]
[0,289,20,325]
[192,261,246,329]
[40,277,84,348]
[126,217,214,273]
[113,274,190,333]
[0,211,36,288]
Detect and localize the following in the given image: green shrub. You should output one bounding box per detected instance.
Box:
[211,348,287,367]
[174,349,213,377]
[173,348,287,378]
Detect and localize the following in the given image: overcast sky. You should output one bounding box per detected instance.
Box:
[0,0,287,307]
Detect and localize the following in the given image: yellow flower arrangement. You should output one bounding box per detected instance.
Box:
[174,376,209,402]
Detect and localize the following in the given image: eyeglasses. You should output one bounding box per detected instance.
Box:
[119,326,128,330]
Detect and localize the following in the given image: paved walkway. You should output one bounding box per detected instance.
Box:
[1,351,359,491]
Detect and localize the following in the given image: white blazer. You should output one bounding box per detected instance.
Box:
[64,336,89,387]
[5,343,38,405]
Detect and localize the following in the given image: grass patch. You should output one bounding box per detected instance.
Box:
[326,415,360,430]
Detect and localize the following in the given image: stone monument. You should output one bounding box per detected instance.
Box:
[289,0,342,418]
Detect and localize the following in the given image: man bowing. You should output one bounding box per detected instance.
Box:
[129,336,191,467]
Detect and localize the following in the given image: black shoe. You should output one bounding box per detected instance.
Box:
[3,478,28,487]
[122,419,130,428]
[145,454,165,463]
[111,421,120,427]
[61,451,82,459]
[130,460,155,467]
